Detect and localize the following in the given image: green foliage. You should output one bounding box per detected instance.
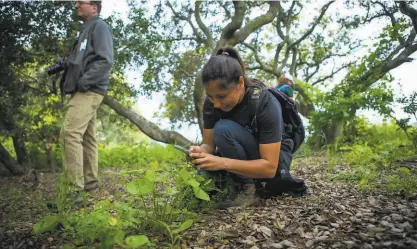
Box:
[326,119,417,195]
[99,142,185,168]
[293,143,313,158]
[35,143,213,248]
[126,235,150,248]
[395,91,417,149]
[385,167,417,194]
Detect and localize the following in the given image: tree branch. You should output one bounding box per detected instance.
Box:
[398,1,417,33]
[384,43,417,71]
[275,2,286,40]
[375,1,396,25]
[166,1,205,45]
[102,95,192,146]
[405,29,417,45]
[290,47,297,75]
[285,1,297,32]
[242,42,278,77]
[220,1,232,20]
[277,47,291,73]
[221,1,246,40]
[304,65,320,83]
[311,62,354,86]
[375,1,405,45]
[178,68,194,78]
[194,1,216,49]
[228,1,279,45]
[288,1,334,51]
[0,142,24,175]
[273,41,285,70]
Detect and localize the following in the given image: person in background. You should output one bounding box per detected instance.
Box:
[276,74,295,101]
[60,0,114,205]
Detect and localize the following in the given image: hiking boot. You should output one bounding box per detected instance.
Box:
[84,182,99,192]
[213,183,259,209]
[68,191,84,204]
[46,191,84,211]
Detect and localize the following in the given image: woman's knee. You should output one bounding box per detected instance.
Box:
[213,120,239,144]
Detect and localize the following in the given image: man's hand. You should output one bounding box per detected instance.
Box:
[189,151,226,171]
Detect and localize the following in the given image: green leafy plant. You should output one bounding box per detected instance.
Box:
[325,119,416,194]
[35,144,213,248]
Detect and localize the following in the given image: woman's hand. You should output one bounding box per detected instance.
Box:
[189,145,206,154]
[189,151,226,171]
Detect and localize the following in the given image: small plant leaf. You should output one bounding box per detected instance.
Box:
[109,217,118,226]
[126,235,149,248]
[33,215,61,234]
[192,186,210,201]
[126,182,139,195]
[186,178,200,188]
[172,219,194,234]
[127,179,154,195]
[137,179,154,195]
[145,170,157,181]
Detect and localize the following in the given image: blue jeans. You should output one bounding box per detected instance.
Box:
[201,119,261,186]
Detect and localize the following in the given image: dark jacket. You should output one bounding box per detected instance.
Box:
[63,16,114,96]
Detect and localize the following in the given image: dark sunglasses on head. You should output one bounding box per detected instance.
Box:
[73,1,96,6]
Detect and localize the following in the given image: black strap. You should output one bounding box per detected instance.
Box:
[249,87,267,137]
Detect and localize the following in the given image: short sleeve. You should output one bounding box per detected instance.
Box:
[256,92,283,144]
[203,97,219,129]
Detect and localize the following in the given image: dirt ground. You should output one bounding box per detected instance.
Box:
[1,158,416,249]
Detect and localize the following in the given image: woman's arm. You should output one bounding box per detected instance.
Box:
[222,142,281,178]
[191,142,281,179]
[201,129,215,154]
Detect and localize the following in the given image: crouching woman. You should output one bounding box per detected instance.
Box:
[189,47,296,208]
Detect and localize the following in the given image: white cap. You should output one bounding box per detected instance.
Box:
[285,74,294,82]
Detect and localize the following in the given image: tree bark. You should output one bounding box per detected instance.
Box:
[294,85,314,118]
[324,121,344,144]
[12,133,29,165]
[0,162,12,176]
[0,142,25,175]
[193,72,205,133]
[0,110,30,165]
[102,95,192,146]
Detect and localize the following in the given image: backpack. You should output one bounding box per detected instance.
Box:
[249,85,306,154]
[248,84,308,197]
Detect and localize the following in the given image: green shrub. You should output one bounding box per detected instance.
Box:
[99,142,186,168]
[326,120,416,195]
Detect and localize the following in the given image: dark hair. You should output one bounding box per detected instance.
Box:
[91,1,102,14]
[201,46,247,89]
[201,46,268,90]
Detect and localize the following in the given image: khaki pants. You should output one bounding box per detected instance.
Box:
[61,91,104,191]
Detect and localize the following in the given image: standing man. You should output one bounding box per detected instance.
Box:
[62,0,113,203]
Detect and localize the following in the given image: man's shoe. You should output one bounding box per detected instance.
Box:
[213,183,259,209]
[68,191,84,205]
[84,182,99,192]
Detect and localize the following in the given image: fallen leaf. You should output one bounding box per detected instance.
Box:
[259,226,272,237]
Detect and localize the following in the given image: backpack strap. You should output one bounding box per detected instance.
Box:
[248,87,267,136]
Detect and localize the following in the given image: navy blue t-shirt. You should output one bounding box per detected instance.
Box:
[203,87,283,144]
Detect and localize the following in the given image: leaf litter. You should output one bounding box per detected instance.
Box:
[1,158,416,248]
